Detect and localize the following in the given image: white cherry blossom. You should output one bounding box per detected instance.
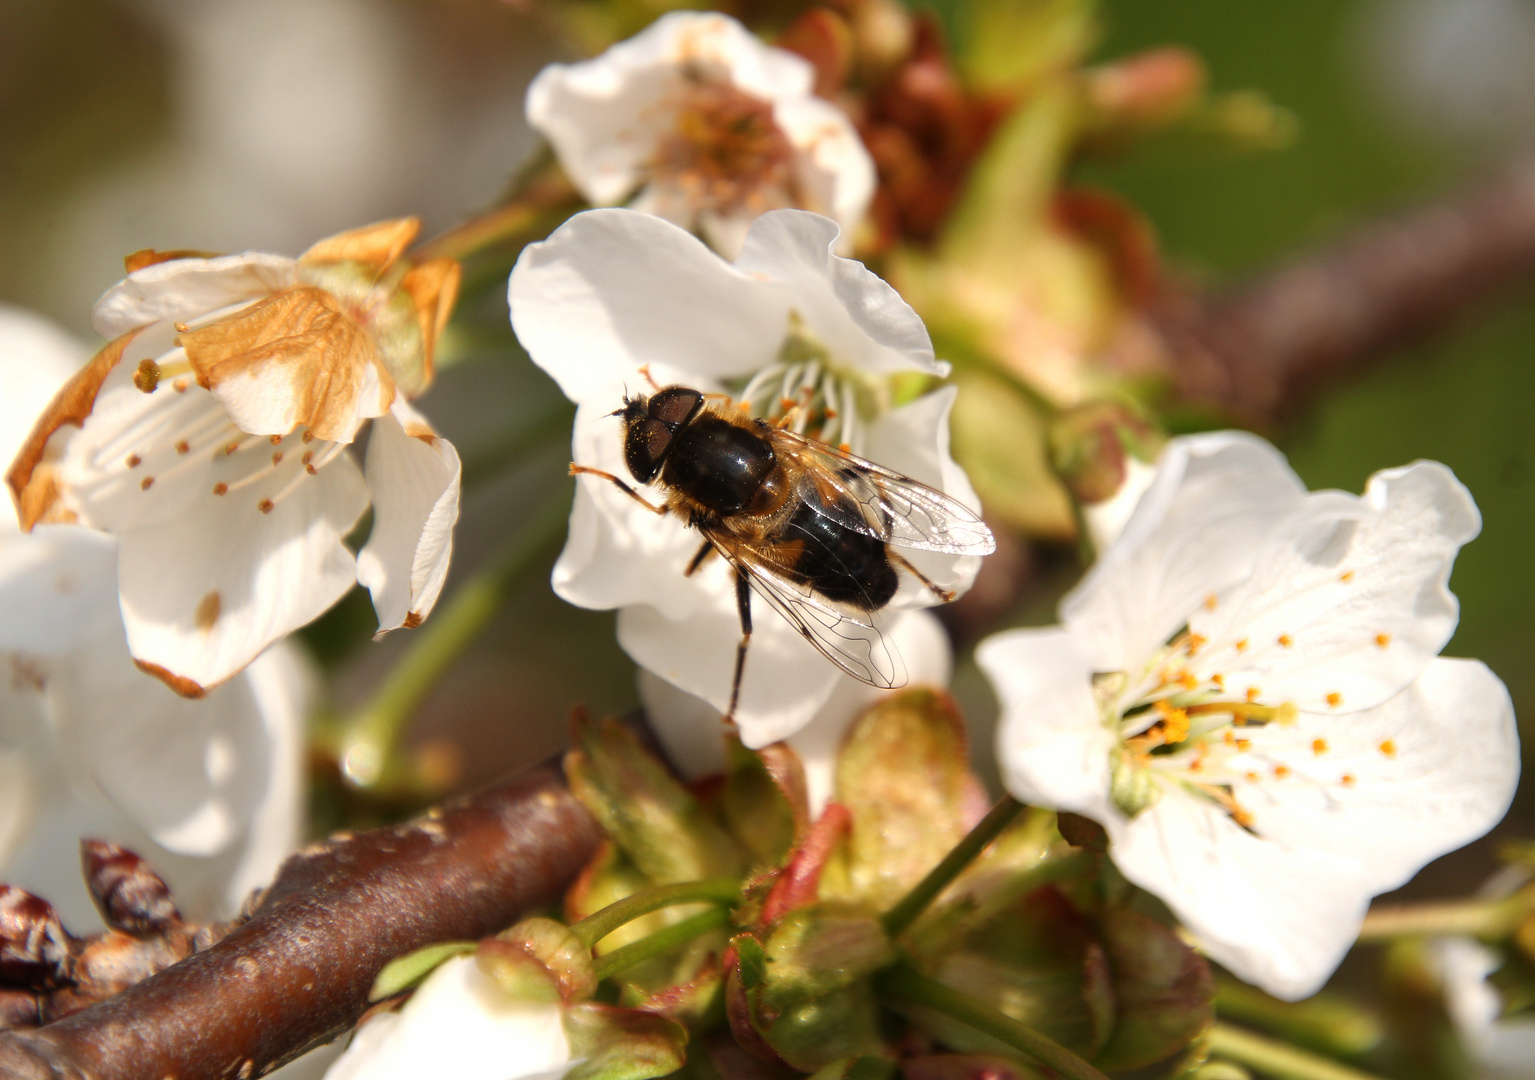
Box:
[977,432,1519,1000]
[510,208,982,751]
[0,306,308,925]
[526,11,875,258]
[325,955,574,1080]
[1434,935,1535,1080]
[7,219,464,696]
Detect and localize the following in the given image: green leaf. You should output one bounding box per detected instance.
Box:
[826,689,988,911]
[566,715,745,885]
[368,940,476,1002]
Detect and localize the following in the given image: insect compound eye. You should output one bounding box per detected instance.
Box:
[624,418,674,483]
[647,387,704,427]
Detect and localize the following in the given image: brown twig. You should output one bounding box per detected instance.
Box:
[0,764,599,1080]
[1151,154,1535,421]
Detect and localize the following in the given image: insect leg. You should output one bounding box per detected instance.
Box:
[569,464,667,515]
[684,539,715,577]
[636,363,662,392]
[727,567,752,722]
[887,549,956,603]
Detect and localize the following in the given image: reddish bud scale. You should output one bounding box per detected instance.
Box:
[0,887,72,990]
[82,840,182,935]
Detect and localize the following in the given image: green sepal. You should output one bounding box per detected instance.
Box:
[823,688,987,911]
[563,1002,689,1080]
[1091,905,1214,1071]
[493,917,599,1003]
[954,0,1098,97]
[565,715,745,885]
[367,939,476,1002]
[759,907,896,1016]
[721,736,808,870]
[759,981,887,1072]
[806,1055,896,1080]
[475,939,563,1004]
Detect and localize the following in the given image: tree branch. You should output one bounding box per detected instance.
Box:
[0,763,598,1080]
[1151,155,1535,421]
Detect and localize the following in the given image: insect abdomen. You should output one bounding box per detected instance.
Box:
[663,416,777,514]
[782,499,898,610]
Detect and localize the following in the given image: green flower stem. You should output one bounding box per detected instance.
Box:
[1206,1022,1390,1080]
[593,908,731,982]
[1215,978,1382,1058]
[335,495,570,790]
[881,796,1025,937]
[570,879,742,950]
[414,161,581,263]
[1355,888,1535,942]
[876,963,1111,1080]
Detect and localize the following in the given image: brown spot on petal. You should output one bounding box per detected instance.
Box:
[134,660,206,699]
[8,330,139,530]
[123,248,219,274]
[299,217,420,272]
[179,286,395,443]
[403,421,437,445]
[195,591,221,633]
[402,611,424,629]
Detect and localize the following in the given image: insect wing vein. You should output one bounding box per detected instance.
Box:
[706,534,907,690]
[775,430,995,556]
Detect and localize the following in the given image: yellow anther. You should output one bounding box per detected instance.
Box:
[1246,686,1261,703]
[1235,638,1248,653]
[213,483,228,496]
[1312,738,1329,755]
[125,454,142,468]
[1187,633,1208,654]
[1161,709,1190,744]
[1204,593,1218,611]
[1375,633,1391,649]
[1277,633,1293,648]
[175,440,190,455]
[1273,764,1291,779]
[257,499,274,514]
[1179,671,1198,691]
[1325,692,1343,708]
[1236,738,1251,751]
[1211,673,1225,690]
[140,476,154,491]
[1341,773,1356,787]
[1339,570,1355,583]
[1379,739,1397,758]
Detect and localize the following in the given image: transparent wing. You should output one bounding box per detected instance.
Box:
[771,428,996,556]
[705,531,908,690]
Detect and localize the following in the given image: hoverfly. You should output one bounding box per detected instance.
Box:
[571,385,996,717]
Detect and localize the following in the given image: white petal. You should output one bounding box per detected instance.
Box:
[0,525,119,654]
[61,352,230,533]
[54,617,267,857]
[734,210,945,378]
[861,385,982,603]
[526,12,812,207]
[510,209,789,406]
[618,587,844,749]
[216,639,312,911]
[978,626,1118,821]
[638,608,952,813]
[0,745,33,873]
[1434,938,1535,1076]
[0,306,88,469]
[324,955,573,1080]
[1190,461,1481,713]
[1240,658,1517,897]
[116,448,369,693]
[91,252,297,340]
[1106,784,1371,1001]
[1061,432,1310,672]
[357,402,462,634]
[774,97,877,245]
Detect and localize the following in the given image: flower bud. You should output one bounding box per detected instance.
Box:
[1085,48,1207,131]
[0,887,72,990]
[82,840,182,935]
